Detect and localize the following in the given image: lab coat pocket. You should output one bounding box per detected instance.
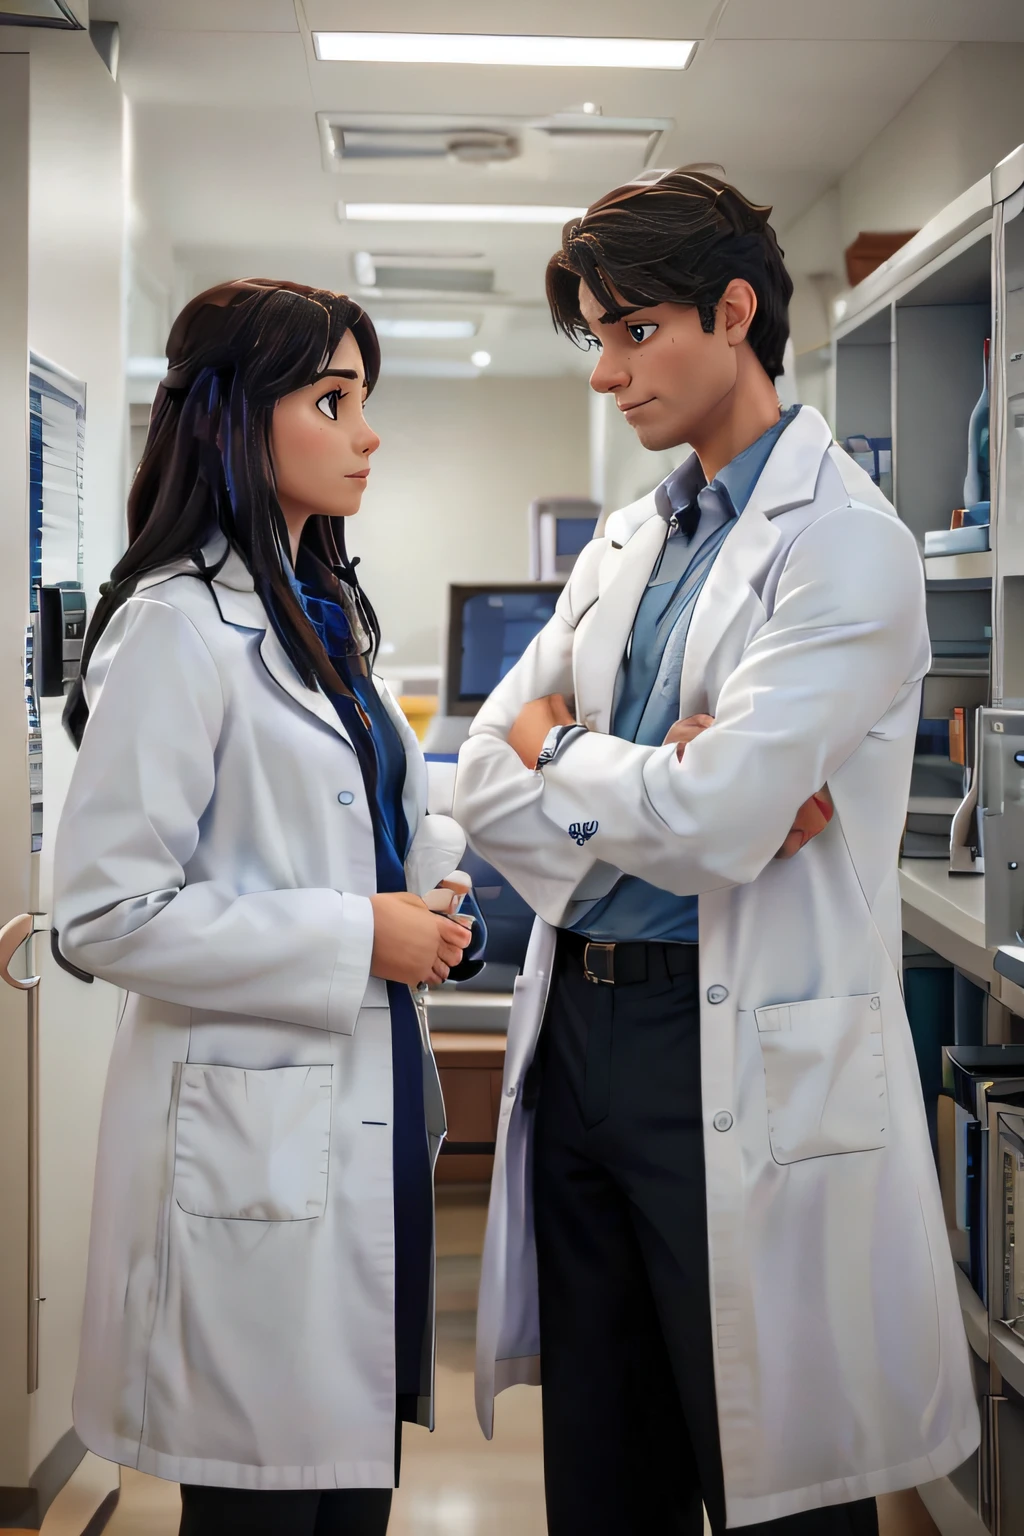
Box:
[752,994,888,1164]
[173,1063,332,1220]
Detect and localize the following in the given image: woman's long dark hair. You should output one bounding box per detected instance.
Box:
[65,278,381,745]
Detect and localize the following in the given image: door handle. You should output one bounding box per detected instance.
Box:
[0,913,40,991]
[0,912,42,1391]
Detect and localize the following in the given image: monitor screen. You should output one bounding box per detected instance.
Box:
[457,587,560,703]
[555,516,597,559]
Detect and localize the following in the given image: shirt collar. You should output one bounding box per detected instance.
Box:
[655,403,802,533]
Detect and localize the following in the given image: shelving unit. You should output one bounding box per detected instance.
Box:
[834,143,1024,1536]
[925,551,993,586]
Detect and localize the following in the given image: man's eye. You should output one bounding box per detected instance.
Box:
[626,323,658,345]
[316,390,341,420]
[583,333,602,352]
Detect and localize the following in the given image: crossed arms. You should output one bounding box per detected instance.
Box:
[453,504,930,929]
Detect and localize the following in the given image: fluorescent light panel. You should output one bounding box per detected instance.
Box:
[373,318,477,339]
[342,203,584,225]
[314,32,696,70]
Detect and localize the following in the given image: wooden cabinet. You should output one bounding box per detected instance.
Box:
[430,1031,506,1184]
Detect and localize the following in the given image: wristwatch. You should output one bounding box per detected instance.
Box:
[536,723,586,770]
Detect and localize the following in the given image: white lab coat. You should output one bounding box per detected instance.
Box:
[53,539,464,1490]
[454,405,980,1526]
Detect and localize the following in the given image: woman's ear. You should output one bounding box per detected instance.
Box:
[720,279,758,349]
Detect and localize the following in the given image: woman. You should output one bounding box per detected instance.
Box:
[53,279,477,1535]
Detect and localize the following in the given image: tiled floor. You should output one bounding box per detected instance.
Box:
[42,1186,938,1536]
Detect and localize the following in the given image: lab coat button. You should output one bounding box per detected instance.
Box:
[713,1111,734,1133]
[870,996,880,1010]
[337,791,355,805]
[505,1085,516,1098]
[706,985,729,1005]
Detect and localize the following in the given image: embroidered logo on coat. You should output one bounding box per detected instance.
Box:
[568,821,599,847]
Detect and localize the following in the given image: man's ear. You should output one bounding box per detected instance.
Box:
[720,279,758,349]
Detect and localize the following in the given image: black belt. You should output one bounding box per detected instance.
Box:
[559,930,697,987]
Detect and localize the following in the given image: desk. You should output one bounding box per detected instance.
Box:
[899,857,991,983]
[430,1030,507,1184]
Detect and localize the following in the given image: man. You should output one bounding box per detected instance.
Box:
[454,171,978,1534]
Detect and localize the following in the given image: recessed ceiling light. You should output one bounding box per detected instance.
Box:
[373,318,478,339]
[341,202,584,225]
[314,32,696,70]
[470,351,492,368]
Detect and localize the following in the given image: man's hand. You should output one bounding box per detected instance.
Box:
[663,714,716,752]
[508,693,576,769]
[775,788,834,860]
[664,714,834,860]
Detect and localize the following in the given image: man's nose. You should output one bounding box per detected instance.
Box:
[589,352,630,395]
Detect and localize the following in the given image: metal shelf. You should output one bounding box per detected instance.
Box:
[956,1265,990,1363]
[925,551,993,587]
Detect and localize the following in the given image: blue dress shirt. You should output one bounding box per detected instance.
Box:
[570,405,801,944]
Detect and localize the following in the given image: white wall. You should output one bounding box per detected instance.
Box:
[0,51,34,1489]
[0,24,126,1498]
[351,375,590,667]
[783,43,1024,413]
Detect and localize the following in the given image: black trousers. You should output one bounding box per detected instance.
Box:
[179,1485,392,1535]
[531,938,880,1536]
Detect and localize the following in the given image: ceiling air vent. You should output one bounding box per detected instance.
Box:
[330,126,520,166]
[318,112,672,181]
[352,253,495,296]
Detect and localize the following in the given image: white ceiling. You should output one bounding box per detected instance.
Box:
[103,0,1024,377]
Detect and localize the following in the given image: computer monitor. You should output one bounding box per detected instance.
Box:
[528,497,601,581]
[443,582,563,718]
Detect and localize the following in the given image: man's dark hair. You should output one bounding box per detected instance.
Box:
[546,170,794,381]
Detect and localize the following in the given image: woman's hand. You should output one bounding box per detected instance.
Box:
[663,714,834,860]
[369,891,472,988]
[508,694,576,769]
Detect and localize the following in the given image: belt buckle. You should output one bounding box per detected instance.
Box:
[583,941,616,986]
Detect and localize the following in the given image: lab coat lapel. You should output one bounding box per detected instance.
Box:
[676,407,832,717]
[256,625,357,749]
[676,506,781,716]
[203,543,357,751]
[573,510,667,734]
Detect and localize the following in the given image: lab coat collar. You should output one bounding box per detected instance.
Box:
[743,403,832,520]
[198,535,359,750]
[577,405,834,730]
[601,404,833,550]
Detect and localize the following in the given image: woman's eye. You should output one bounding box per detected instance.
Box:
[316,390,341,421]
[583,333,602,353]
[627,323,658,345]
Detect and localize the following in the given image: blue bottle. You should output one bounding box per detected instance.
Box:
[963,336,990,512]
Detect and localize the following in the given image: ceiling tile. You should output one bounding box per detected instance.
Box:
[720,0,1024,42]
[100,0,299,31]
[118,31,311,104]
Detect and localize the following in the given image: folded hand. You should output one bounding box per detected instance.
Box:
[508,693,576,769]
[664,714,834,860]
